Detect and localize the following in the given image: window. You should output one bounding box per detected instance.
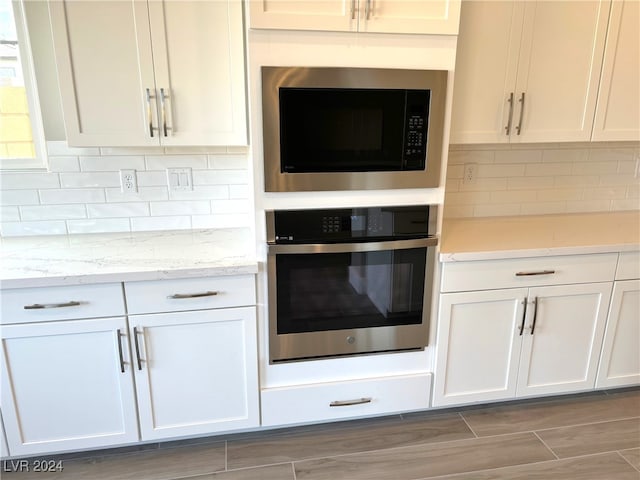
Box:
[0,0,46,170]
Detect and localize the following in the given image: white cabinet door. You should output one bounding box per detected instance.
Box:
[596,280,640,388]
[592,0,640,141]
[49,1,156,147]
[149,0,247,146]
[516,283,612,397]
[1,411,8,459]
[361,0,461,35]
[433,288,527,407]
[249,0,460,34]
[249,0,354,31]
[450,1,523,144]
[451,0,610,144]
[1,318,139,456]
[50,0,247,147]
[131,307,258,441]
[513,0,610,143]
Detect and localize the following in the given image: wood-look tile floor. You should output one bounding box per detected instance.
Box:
[3,388,639,480]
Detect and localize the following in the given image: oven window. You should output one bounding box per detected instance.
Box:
[279,88,406,172]
[275,248,426,334]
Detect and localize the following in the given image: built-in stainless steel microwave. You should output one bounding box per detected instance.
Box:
[261,66,448,192]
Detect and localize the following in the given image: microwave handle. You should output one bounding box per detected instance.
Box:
[267,237,438,255]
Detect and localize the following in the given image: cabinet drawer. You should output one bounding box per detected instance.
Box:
[616,251,640,280]
[124,275,256,314]
[441,253,618,293]
[261,373,431,427]
[0,283,125,324]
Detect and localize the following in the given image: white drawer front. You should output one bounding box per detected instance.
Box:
[125,275,256,314]
[441,253,618,293]
[616,251,640,280]
[1,283,125,324]
[261,373,431,427]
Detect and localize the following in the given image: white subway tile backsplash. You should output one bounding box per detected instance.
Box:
[477,164,525,178]
[130,215,191,232]
[100,147,163,156]
[80,155,145,172]
[105,186,169,203]
[39,189,106,205]
[20,204,87,221]
[1,190,39,206]
[208,155,248,170]
[443,143,639,219]
[60,172,120,188]
[228,185,249,199]
[494,149,542,164]
[525,162,572,177]
[47,141,99,156]
[145,155,207,170]
[163,146,227,154]
[0,173,60,190]
[210,199,250,214]
[0,206,20,222]
[150,201,211,216]
[87,203,150,218]
[48,156,80,172]
[193,169,249,185]
[67,218,132,234]
[169,185,230,200]
[137,171,168,187]
[1,220,67,236]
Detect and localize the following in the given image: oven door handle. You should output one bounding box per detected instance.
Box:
[267,237,438,255]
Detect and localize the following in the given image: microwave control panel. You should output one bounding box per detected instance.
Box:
[403,90,431,169]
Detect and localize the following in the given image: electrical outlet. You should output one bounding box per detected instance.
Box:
[463,163,477,185]
[119,169,138,193]
[167,168,193,191]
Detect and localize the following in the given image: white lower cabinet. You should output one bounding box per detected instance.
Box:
[1,317,139,456]
[434,254,616,407]
[596,279,640,388]
[261,373,431,427]
[130,307,259,440]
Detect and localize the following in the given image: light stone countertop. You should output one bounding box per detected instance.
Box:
[440,211,640,262]
[0,228,258,289]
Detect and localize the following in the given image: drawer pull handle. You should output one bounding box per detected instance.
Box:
[531,297,539,335]
[330,397,372,407]
[519,297,528,336]
[24,301,81,310]
[168,291,219,299]
[515,270,556,277]
[117,329,126,373]
[133,327,143,371]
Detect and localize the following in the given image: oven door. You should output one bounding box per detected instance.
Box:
[267,237,437,362]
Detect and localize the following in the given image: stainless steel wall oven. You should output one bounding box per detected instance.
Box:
[266,205,438,363]
[262,67,448,192]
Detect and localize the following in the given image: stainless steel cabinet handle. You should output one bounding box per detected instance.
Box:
[330,397,372,407]
[519,297,528,336]
[133,327,143,371]
[515,92,525,135]
[350,0,356,19]
[365,0,372,19]
[117,329,126,373]
[160,88,169,137]
[530,297,539,335]
[505,92,515,135]
[24,301,81,310]
[167,291,219,299]
[515,270,556,277]
[146,88,155,138]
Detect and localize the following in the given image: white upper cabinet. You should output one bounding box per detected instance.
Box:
[451,0,610,144]
[249,0,461,35]
[592,0,640,141]
[50,0,247,147]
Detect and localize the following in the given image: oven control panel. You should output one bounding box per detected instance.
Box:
[270,205,431,244]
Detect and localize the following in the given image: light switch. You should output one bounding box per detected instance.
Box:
[166,168,193,191]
